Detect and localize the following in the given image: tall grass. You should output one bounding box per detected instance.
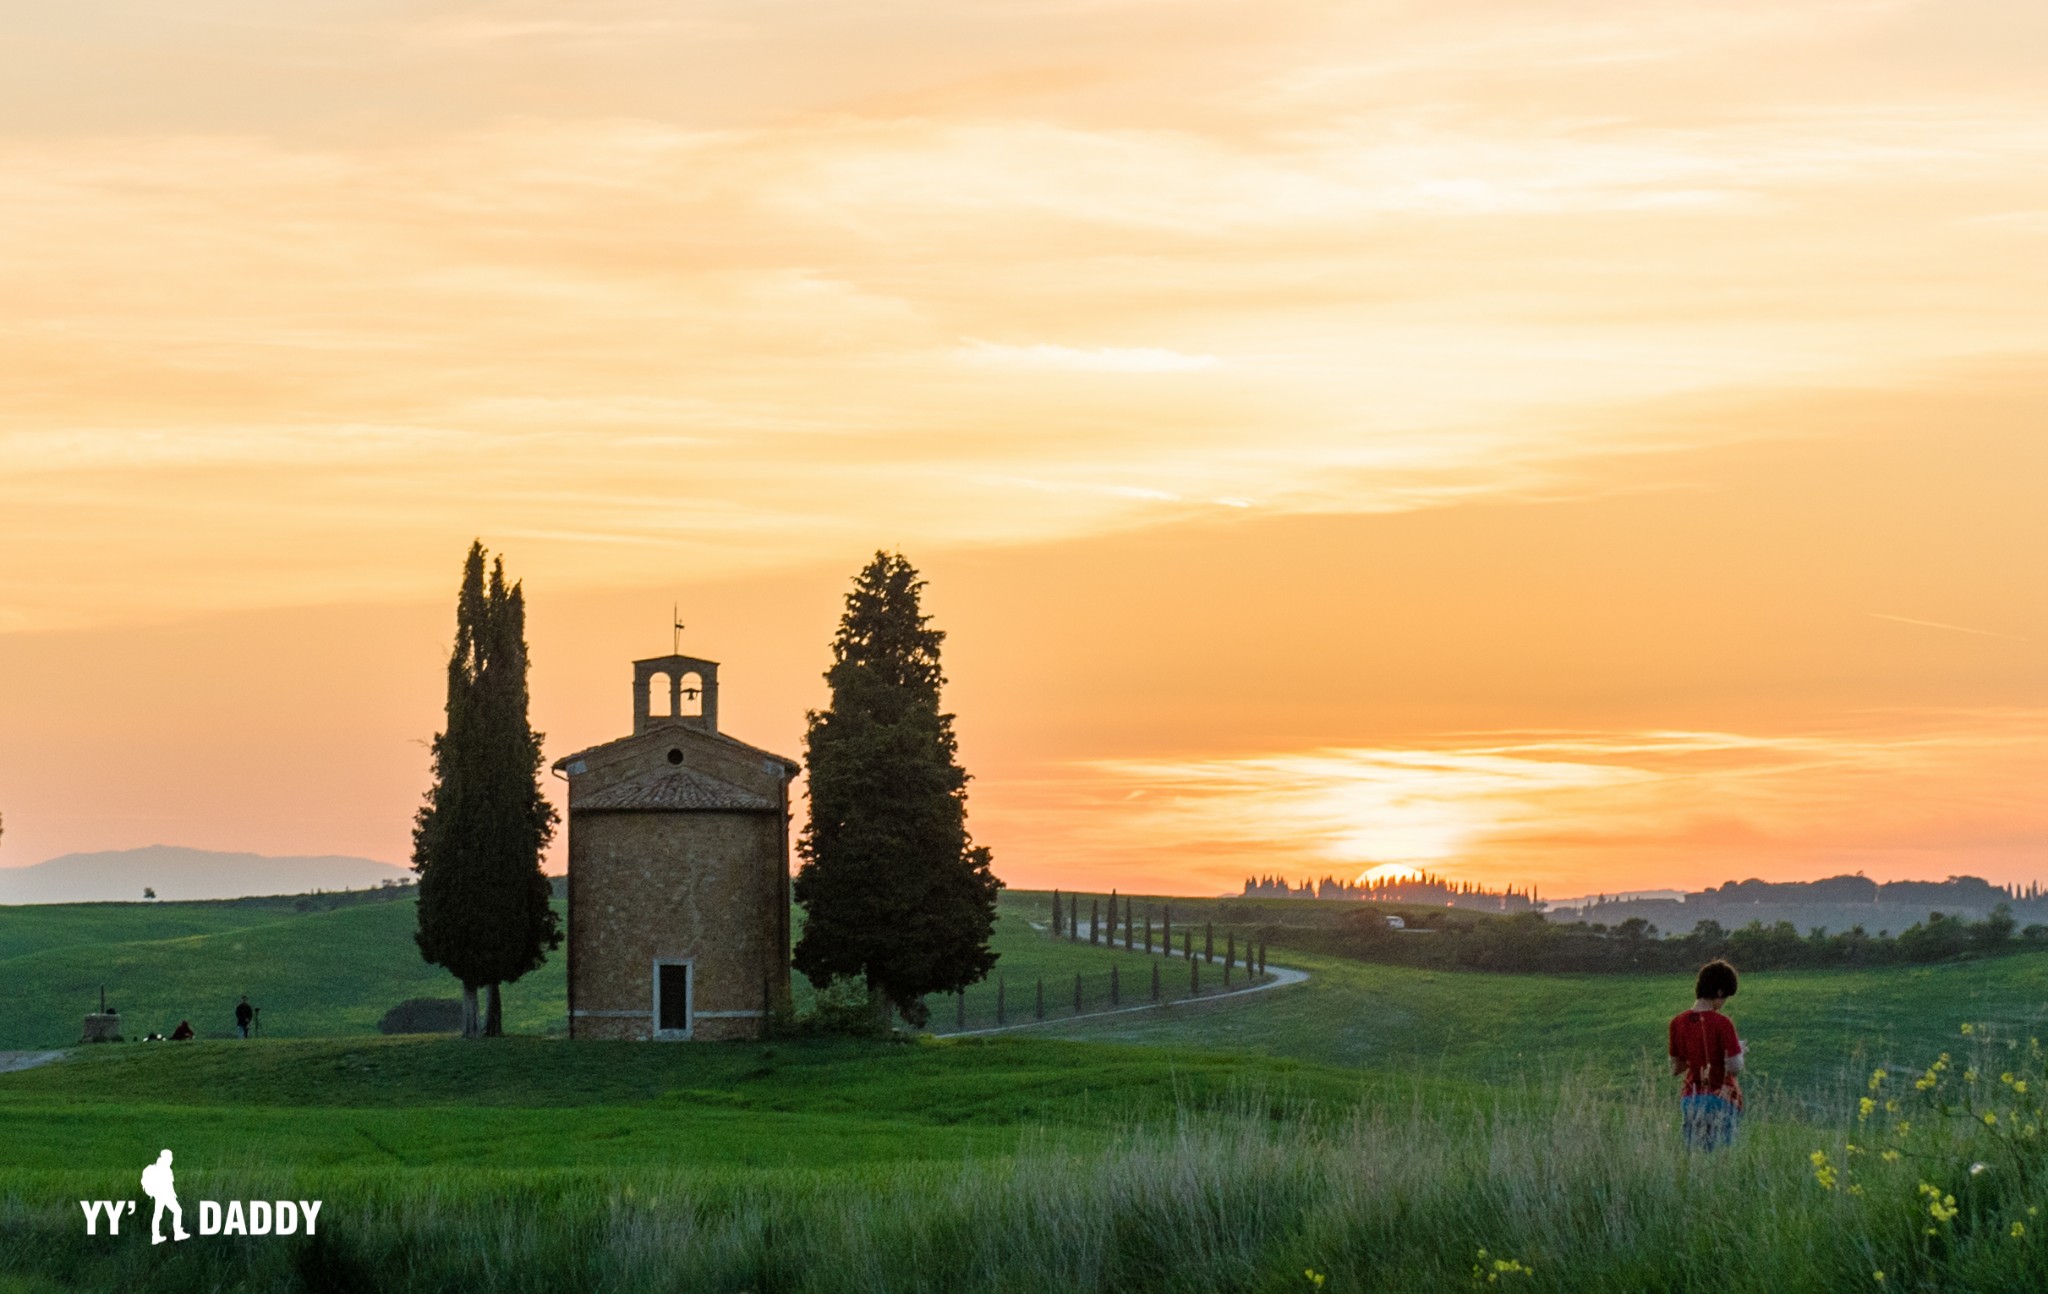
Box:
[4,1071,2038,1293]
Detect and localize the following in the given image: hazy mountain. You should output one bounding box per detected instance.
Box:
[0,845,410,904]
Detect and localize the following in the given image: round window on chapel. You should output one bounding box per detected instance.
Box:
[667,749,684,765]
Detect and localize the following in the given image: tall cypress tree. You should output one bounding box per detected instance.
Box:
[412,542,562,1037]
[792,551,1002,1028]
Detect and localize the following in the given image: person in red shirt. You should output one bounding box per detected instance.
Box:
[1669,959,1744,1149]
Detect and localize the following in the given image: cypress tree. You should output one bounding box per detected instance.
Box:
[411,542,562,1038]
[791,552,1002,1028]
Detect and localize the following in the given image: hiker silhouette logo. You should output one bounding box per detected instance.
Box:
[78,1150,323,1242]
[140,1149,190,1244]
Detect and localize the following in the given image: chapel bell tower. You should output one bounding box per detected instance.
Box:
[634,654,720,735]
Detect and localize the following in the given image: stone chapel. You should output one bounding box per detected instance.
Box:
[552,651,798,1041]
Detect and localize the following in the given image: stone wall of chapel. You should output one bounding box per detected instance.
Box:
[567,809,788,1041]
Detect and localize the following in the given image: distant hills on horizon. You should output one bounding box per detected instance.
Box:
[0,845,413,905]
[1543,872,2048,935]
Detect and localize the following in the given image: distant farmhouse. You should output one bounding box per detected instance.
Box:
[552,652,798,1041]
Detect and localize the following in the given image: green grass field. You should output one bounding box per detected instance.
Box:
[3,889,2045,1291]
[0,892,1261,1049]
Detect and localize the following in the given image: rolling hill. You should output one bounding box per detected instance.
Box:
[0,845,410,904]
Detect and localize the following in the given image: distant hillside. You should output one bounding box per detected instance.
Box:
[0,845,410,904]
[1544,873,2048,934]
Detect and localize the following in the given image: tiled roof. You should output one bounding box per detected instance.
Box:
[553,727,799,774]
[576,767,777,813]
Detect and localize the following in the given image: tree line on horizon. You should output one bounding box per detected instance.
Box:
[408,543,1000,1038]
[1242,870,1542,911]
[1272,902,2048,976]
[1564,872,2042,910]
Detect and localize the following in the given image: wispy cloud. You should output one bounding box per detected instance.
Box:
[1868,613,2030,642]
[954,340,1221,372]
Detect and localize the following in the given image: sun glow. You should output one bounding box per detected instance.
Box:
[1358,863,1428,885]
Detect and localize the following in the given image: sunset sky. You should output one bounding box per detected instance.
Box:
[2,0,2044,897]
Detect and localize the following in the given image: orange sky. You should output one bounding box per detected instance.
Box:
[2,0,2045,897]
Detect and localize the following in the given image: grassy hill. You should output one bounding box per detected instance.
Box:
[0,1033,1389,1175]
[0,891,1220,1049]
[0,896,566,1047]
[4,890,2047,1291]
[7,889,2046,1094]
[1031,944,2048,1096]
